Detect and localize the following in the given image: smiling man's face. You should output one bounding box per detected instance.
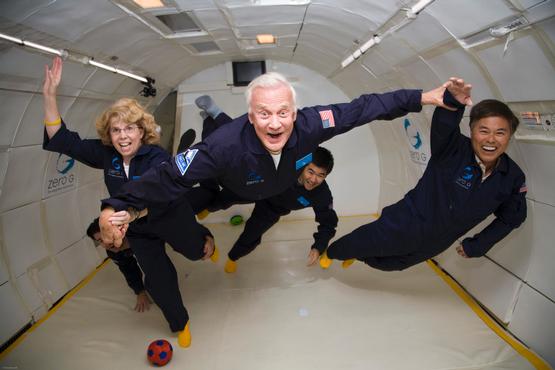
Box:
[470,116,511,170]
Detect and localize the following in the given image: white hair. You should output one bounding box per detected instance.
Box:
[245,72,297,113]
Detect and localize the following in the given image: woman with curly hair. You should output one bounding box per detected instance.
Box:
[42,56,214,348]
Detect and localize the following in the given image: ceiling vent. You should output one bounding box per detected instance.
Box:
[189,41,221,53]
[156,12,201,33]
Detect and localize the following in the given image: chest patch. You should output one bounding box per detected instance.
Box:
[455,166,474,190]
[297,196,310,207]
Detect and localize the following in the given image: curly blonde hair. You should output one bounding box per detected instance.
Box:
[95,98,160,146]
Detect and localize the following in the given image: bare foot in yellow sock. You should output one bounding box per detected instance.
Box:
[224,258,237,273]
[342,259,355,269]
[178,322,191,348]
[197,209,210,220]
[210,246,219,263]
[319,252,332,269]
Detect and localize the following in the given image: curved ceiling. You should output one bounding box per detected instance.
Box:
[1,0,553,100]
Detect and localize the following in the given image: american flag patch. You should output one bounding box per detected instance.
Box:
[519,183,528,193]
[319,110,335,128]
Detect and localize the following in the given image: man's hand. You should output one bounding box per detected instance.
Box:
[108,210,132,226]
[202,235,215,260]
[445,77,472,106]
[134,291,151,312]
[100,207,125,248]
[306,248,320,266]
[421,77,472,110]
[456,244,469,258]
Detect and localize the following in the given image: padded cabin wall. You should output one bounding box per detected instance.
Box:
[176,60,381,223]
[332,8,555,365]
[0,47,152,344]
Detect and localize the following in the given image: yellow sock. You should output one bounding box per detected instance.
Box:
[319,252,332,269]
[224,258,237,273]
[177,322,191,348]
[342,259,355,269]
[210,246,219,263]
[197,209,210,220]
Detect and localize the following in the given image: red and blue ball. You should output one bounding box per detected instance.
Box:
[147,339,173,366]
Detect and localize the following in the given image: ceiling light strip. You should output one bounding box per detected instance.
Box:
[0,32,151,84]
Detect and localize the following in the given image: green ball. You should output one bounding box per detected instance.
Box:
[230,215,244,226]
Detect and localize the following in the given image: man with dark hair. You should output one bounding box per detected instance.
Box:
[325,79,527,271]
[86,218,151,312]
[224,146,338,273]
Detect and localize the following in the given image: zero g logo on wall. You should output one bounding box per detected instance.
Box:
[43,153,77,198]
[404,118,428,166]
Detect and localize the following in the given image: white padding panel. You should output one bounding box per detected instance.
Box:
[0,250,9,285]
[487,199,534,280]
[0,202,49,278]
[426,48,496,104]
[0,146,49,213]
[0,151,8,194]
[525,201,555,301]
[436,246,522,323]
[426,0,515,38]
[55,239,97,289]
[63,99,109,139]
[0,90,31,147]
[15,260,68,315]
[395,12,451,51]
[76,162,103,186]
[42,190,83,254]
[0,282,31,344]
[477,35,555,102]
[509,284,555,367]
[76,181,104,232]
[13,94,77,147]
[515,141,555,206]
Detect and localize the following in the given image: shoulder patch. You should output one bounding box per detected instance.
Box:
[296,153,313,170]
[175,149,198,176]
[319,110,335,128]
[519,182,527,193]
[297,196,310,207]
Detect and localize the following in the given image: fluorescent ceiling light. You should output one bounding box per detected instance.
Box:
[256,34,276,44]
[341,55,355,69]
[133,0,164,8]
[23,40,65,56]
[360,36,381,53]
[341,36,381,69]
[0,32,23,44]
[89,59,148,83]
[89,59,117,73]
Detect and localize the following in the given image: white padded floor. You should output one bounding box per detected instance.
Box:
[0,217,535,370]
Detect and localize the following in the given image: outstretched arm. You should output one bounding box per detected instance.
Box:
[43,56,63,138]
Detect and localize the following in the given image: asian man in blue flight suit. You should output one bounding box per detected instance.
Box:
[324,78,527,271]
[224,146,338,273]
[99,72,462,252]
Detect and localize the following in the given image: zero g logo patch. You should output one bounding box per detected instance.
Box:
[455,166,474,190]
[56,153,75,174]
[176,149,198,176]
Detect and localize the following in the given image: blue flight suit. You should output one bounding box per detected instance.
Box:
[228,180,338,261]
[103,89,423,212]
[105,248,145,295]
[326,91,527,270]
[43,122,211,332]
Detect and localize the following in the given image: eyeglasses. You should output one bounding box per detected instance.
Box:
[110,124,140,136]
